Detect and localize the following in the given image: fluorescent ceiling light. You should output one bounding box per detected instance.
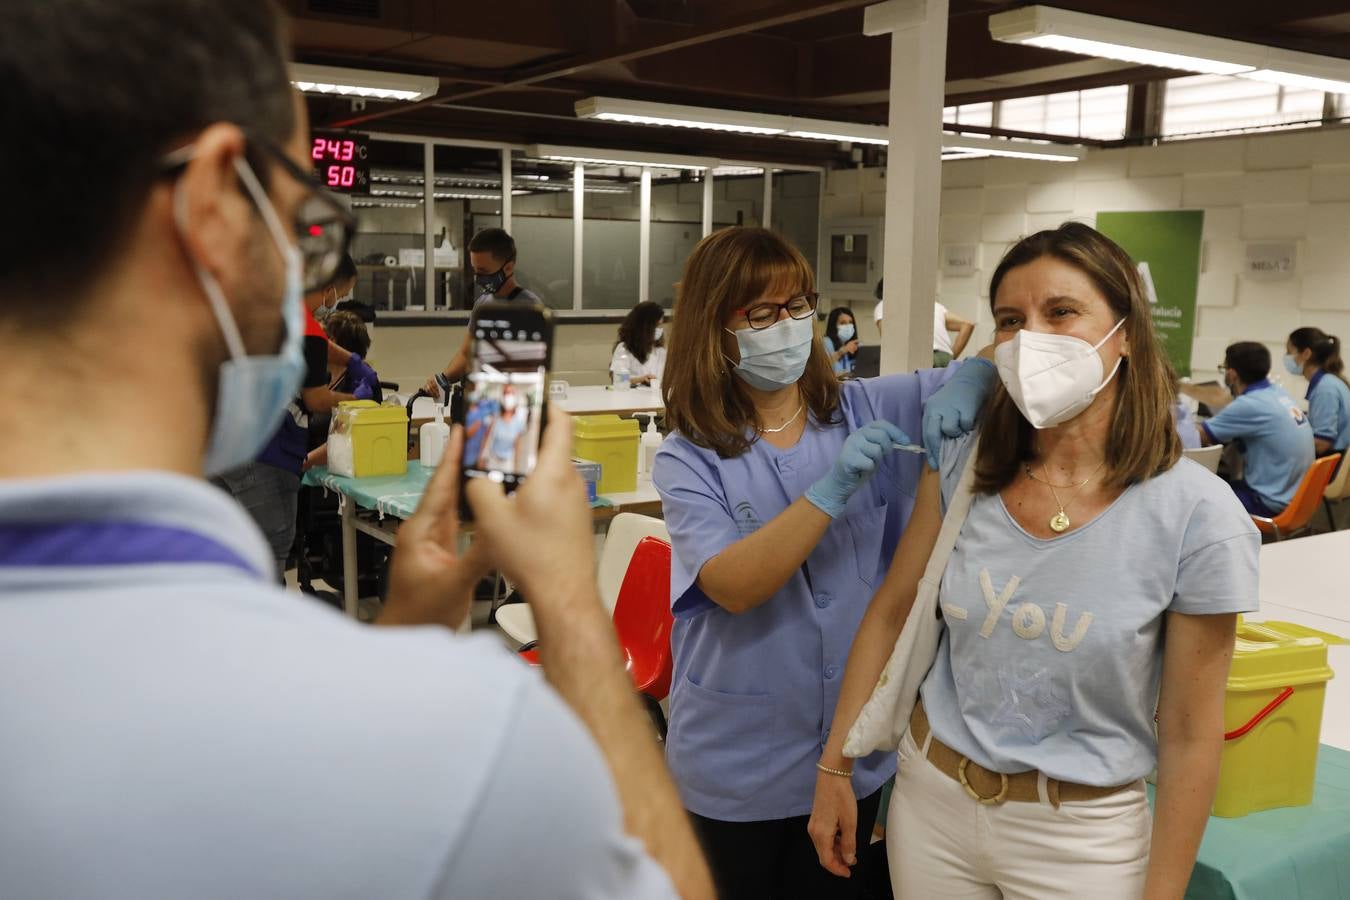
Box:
[530,144,717,171]
[784,117,890,145]
[577,97,888,146]
[941,134,1086,162]
[575,98,784,136]
[990,6,1350,94]
[290,63,438,102]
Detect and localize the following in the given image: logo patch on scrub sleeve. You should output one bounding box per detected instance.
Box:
[733,501,764,535]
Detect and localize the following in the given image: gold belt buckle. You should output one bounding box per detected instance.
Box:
[958,757,1009,805]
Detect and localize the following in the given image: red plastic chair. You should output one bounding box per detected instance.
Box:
[1252,454,1341,541]
[519,536,674,735]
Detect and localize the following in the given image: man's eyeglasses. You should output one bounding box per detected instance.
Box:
[736,292,819,330]
[162,137,355,293]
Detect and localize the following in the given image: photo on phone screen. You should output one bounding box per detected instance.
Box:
[461,305,550,491]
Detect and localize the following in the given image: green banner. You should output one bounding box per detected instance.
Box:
[1095,210,1204,378]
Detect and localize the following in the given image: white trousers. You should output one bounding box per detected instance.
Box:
[887,727,1152,899]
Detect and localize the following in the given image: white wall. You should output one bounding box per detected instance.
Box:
[823,126,1350,395]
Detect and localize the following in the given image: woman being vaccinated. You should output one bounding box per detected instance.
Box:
[653,227,994,898]
[810,223,1259,898]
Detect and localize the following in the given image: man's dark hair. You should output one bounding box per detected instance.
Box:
[468,228,518,264]
[1225,341,1272,386]
[334,253,358,284]
[1,0,294,319]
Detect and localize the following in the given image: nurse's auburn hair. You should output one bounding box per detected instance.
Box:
[663,227,839,458]
[974,222,1181,494]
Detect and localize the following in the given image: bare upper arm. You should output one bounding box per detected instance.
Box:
[873,466,945,621]
[1157,611,1236,742]
[944,312,974,331]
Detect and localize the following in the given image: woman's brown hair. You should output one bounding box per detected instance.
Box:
[616,300,665,364]
[663,227,839,458]
[974,222,1181,494]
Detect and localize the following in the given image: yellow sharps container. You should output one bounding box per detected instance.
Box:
[1211,621,1334,818]
[572,415,640,494]
[329,400,409,478]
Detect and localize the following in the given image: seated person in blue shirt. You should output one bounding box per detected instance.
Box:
[812,222,1259,899]
[1200,341,1315,516]
[653,226,995,899]
[1286,326,1350,460]
[302,310,382,471]
[0,3,713,897]
[822,306,859,376]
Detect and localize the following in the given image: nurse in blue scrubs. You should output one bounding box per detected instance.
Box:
[652,227,993,898]
[1286,327,1350,460]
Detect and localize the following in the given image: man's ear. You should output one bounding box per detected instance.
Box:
[174,123,249,283]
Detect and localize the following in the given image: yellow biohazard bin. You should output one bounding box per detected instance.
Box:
[1211,621,1335,818]
[328,400,409,478]
[572,415,639,494]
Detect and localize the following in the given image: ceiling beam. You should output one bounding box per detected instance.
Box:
[329,0,876,128]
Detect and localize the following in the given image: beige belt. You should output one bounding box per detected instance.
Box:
[909,701,1133,808]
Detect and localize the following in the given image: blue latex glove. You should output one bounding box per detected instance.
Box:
[346,353,378,400]
[921,358,997,470]
[805,420,912,518]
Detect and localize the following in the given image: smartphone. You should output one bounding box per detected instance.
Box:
[459,301,554,520]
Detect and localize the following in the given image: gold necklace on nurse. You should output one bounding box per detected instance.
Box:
[1024,459,1106,533]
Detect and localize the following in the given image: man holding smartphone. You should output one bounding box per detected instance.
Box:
[0,3,712,898]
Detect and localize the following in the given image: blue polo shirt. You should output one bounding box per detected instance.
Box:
[0,472,674,898]
[1202,379,1314,513]
[652,366,957,822]
[1307,369,1350,454]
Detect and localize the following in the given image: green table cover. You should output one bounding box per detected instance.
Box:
[1149,744,1350,900]
[303,464,611,520]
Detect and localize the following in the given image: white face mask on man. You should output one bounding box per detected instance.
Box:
[994,318,1125,429]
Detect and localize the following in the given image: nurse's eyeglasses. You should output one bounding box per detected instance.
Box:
[736,292,819,330]
[161,137,355,294]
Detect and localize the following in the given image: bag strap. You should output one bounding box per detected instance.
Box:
[919,435,982,583]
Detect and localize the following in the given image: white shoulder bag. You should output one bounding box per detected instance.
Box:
[843,436,981,757]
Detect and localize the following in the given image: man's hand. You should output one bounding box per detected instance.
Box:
[379,427,489,630]
[465,405,597,605]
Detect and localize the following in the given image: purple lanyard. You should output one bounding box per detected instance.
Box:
[0,521,260,578]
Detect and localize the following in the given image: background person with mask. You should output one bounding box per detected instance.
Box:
[426,227,542,394]
[1286,326,1350,460]
[213,261,366,582]
[0,3,713,897]
[612,300,667,386]
[822,306,860,376]
[653,227,995,899]
[1200,341,1314,516]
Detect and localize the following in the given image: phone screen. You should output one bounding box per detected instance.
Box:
[461,310,548,489]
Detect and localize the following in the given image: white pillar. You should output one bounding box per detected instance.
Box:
[573,163,584,311]
[500,148,512,233]
[639,168,652,303]
[702,171,714,237]
[423,142,435,311]
[762,168,774,230]
[866,0,947,374]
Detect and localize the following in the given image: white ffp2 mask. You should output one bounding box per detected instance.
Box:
[995,318,1125,429]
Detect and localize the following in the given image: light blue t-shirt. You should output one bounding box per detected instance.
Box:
[653,367,957,821]
[0,472,675,899]
[822,336,854,376]
[1202,379,1314,512]
[1307,369,1350,454]
[919,433,1259,787]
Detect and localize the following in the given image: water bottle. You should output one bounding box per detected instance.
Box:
[613,345,632,390]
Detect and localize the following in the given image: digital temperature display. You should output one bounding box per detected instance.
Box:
[310,130,370,194]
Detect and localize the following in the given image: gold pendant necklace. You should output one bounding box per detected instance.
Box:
[759,403,804,434]
[1025,459,1106,533]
